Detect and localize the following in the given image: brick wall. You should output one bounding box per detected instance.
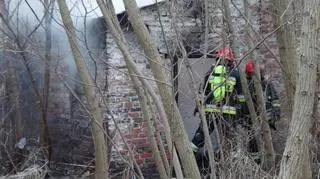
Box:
[105,2,202,169]
[6,0,292,175]
[258,0,291,163]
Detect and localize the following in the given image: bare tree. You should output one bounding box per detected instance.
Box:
[102,2,168,177]
[271,0,297,114]
[40,0,53,161]
[96,0,186,177]
[239,0,261,155]
[5,62,23,141]
[0,0,53,160]
[121,1,201,178]
[278,0,320,178]
[95,0,200,178]
[1,0,23,145]
[224,0,275,171]
[243,0,275,171]
[57,0,108,178]
[136,83,168,179]
[252,63,276,171]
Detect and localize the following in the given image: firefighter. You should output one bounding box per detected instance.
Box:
[243,60,280,159]
[244,60,281,130]
[191,48,245,154]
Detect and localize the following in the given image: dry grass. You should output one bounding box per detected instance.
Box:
[0,164,47,179]
[218,151,273,179]
[0,145,48,179]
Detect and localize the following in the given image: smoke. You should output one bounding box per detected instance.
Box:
[5,0,166,85]
[5,0,101,80]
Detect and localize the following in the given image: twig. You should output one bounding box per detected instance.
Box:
[55,162,95,168]
[56,72,134,170]
[231,0,296,89]
[1,136,18,172]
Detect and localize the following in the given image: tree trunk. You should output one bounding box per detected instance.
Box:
[6,62,23,141]
[133,78,168,178]
[57,1,108,178]
[96,1,186,178]
[222,0,234,47]
[40,0,52,161]
[241,0,261,153]
[243,0,275,171]
[176,30,216,177]
[226,0,275,169]
[278,0,319,178]
[253,63,275,171]
[122,1,201,178]
[104,0,167,176]
[271,0,297,114]
[1,0,23,143]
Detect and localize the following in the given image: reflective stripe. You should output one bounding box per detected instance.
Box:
[228,77,236,82]
[205,104,220,113]
[206,104,218,108]
[222,106,236,115]
[272,100,280,107]
[205,104,236,115]
[238,95,246,102]
[272,103,280,107]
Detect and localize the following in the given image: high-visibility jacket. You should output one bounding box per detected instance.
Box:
[201,64,244,115]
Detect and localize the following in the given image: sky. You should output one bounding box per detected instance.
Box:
[7,0,163,34]
[111,0,161,13]
[69,0,162,17]
[8,0,162,20]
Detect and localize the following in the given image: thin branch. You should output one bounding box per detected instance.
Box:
[231,0,296,89]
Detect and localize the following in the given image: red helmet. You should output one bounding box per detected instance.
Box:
[215,48,235,61]
[245,60,254,74]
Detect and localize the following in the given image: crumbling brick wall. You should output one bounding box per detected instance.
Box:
[33,0,290,174]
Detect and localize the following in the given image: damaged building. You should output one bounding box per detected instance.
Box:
[0,0,287,177]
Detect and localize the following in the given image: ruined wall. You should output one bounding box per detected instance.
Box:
[105,2,202,170]
[258,0,291,163]
[42,2,202,170]
[7,0,293,175]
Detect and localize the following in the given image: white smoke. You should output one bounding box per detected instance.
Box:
[5,0,165,82]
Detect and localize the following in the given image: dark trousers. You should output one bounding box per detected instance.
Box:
[192,113,236,149]
[192,113,215,148]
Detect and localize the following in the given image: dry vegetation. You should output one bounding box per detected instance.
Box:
[0,0,319,178]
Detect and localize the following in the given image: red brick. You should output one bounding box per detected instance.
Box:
[120,150,129,156]
[133,138,147,145]
[265,53,276,59]
[156,125,164,131]
[124,134,132,139]
[128,112,140,118]
[123,102,132,109]
[138,133,147,138]
[141,122,148,128]
[166,152,171,160]
[132,127,142,134]
[136,159,145,165]
[140,151,153,159]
